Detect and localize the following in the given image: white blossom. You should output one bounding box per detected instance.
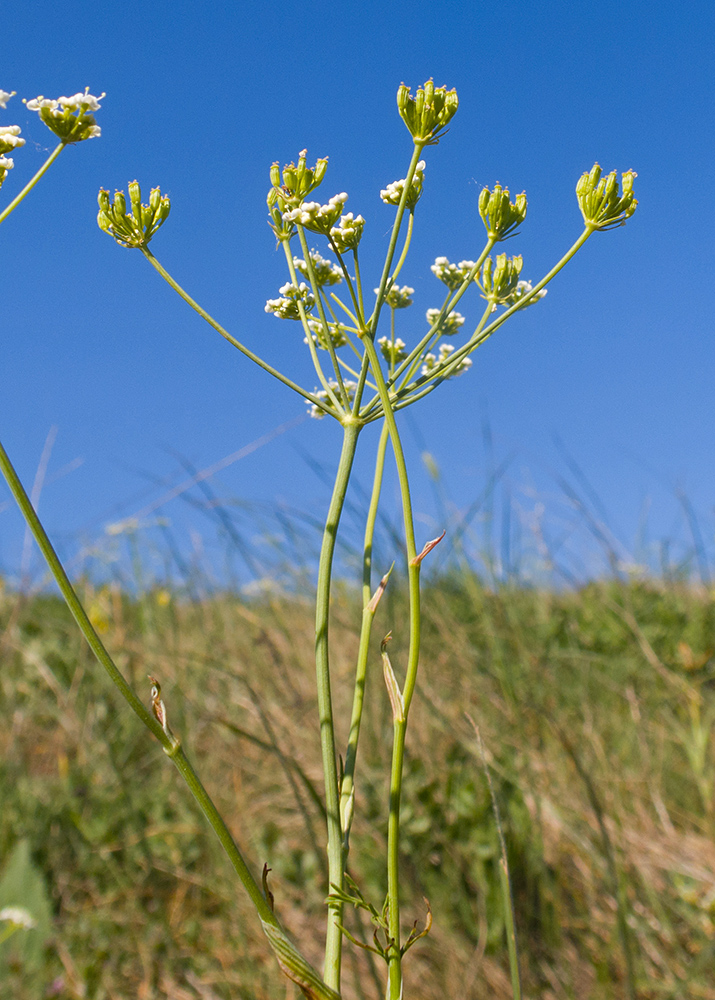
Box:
[0,907,36,930]
[308,380,357,418]
[430,256,476,290]
[330,212,365,252]
[283,193,348,231]
[378,336,407,364]
[376,284,414,309]
[505,279,548,308]
[380,161,425,207]
[293,250,342,287]
[421,343,472,378]
[426,308,465,335]
[265,281,315,320]
[305,319,348,350]
[0,90,15,109]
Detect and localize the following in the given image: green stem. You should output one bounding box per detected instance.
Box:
[368,144,426,334]
[340,422,390,854]
[0,436,342,998]
[440,227,594,379]
[317,420,363,991]
[360,338,421,1000]
[0,142,65,226]
[390,210,415,284]
[140,247,330,414]
[293,229,348,403]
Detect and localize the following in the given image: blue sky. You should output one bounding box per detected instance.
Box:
[2,0,714,585]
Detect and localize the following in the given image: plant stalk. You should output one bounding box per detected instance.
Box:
[317,420,362,990]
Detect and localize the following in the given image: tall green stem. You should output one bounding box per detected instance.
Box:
[360,338,421,1000]
[340,422,390,854]
[0,436,342,999]
[0,142,65,226]
[317,420,363,990]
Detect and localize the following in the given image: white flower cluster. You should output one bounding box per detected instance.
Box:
[378,336,407,365]
[305,319,349,350]
[26,90,103,114]
[377,284,414,309]
[506,280,548,308]
[308,379,357,418]
[0,906,36,930]
[0,90,15,109]
[265,281,315,320]
[430,256,477,290]
[330,212,365,253]
[380,160,426,208]
[421,343,472,378]
[426,308,465,335]
[24,89,104,139]
[293,250,343,287]
[283,193,348,233]
[0,124,24,185]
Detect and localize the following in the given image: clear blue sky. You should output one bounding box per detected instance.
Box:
[2,0,713,585]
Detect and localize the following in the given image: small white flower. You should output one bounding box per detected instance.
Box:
[380,161,425,208]
[375,284,414,309]
[0,907,36,930]
[284,193,348,232]
[0,90,15,109]
[426,308,465,335]
[330,212,365,252]
[430,257,476,290]
[0,132,25,149]
[25,96,59,111]
[305,319,348,350]
[421,343,471,378]
[308,379,357,418]
[265,281,315,320]
[293,250,342,287]
[378,336,407,364]
[0,156,14,169]
[57,90,103,111]
[505,279,547,308]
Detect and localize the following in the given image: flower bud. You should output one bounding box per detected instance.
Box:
[396,79,458,145]
[128,180,142,222]
[479,253,524,305]
[96,182,170,248]
[479,184,527,241]
[576,163,638,230]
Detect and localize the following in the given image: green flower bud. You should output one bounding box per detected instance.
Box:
[479,253,523,305]
[576,163,638,230]
[128,180,142,223]
[479,184,527,241]
[397,79,458,145]
[268,151,330,240]
[114,190,127,219]
[96,182,170,248]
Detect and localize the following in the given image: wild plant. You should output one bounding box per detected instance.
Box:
[0,80,637,998]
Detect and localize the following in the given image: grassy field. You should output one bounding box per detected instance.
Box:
[1,572,714,999]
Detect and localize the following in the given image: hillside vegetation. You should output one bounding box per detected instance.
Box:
[1,575,714,998]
